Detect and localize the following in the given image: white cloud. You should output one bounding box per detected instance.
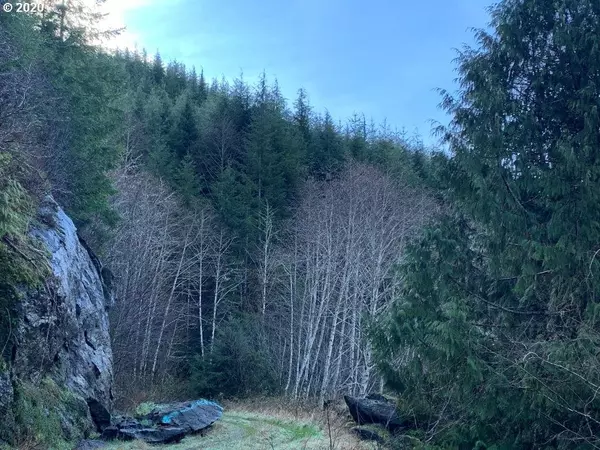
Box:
[98,0,156,50]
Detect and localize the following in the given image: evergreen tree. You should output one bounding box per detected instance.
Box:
[309,111,344,179]
[175,152,202,205]
[189,66,200,103]
[198,69,208,103]
[197,95,240,185]
[245,82,301,218]
[346,112,368,160]
[165,60,187,98]
[293,88,312,156]
[230,75,252,134]
[212,166,255,237]
[144,88,175,178]
[373,0,600,447]
[168,96,200,160]
[37,3,126,229]
[152,51,164,85]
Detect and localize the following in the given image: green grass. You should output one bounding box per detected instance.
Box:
[102,409,370,450]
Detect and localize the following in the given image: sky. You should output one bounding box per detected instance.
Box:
[102,0,494,147]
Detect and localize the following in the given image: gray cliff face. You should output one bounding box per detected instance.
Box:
[12,196,114,408]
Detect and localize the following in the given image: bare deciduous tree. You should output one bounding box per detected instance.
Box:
[267,164,436,400]
[106,167,240,401]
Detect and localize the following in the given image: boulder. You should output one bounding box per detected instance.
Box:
[141,399,223,433]
[344,395,406,431]
[118,427,187,444]
[93,400,222,444]
[112,415,143,430]
[100,417,143,441]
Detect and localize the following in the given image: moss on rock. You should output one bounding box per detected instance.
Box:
[0,371,15,444]
[13,378,93,449]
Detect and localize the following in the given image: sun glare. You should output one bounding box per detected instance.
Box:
[97,0,151,50]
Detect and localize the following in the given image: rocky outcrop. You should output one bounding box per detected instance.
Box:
[12,196,114,406]
[0,196,114,443]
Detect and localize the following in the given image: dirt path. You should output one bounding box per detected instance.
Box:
[104,409,374,450]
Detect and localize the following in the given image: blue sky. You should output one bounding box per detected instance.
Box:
[109,0,494,146]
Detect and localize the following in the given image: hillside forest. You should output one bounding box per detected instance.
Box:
[1,0,600,448]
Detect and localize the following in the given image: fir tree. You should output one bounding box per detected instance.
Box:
[152,51,164,85]
[373,0,600,447]
[168,96,200,160]
[309,111,344,179]
[293,88,312,147]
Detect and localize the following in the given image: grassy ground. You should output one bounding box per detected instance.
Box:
[103,401,377,450]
